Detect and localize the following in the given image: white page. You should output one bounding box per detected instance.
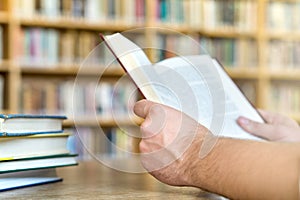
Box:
[153,55,264,140]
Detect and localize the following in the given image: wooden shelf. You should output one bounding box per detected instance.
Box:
[19,17,143,31]
[150,23,194,34]
[201,29,257,38]
[0,60,10,72]
[20,65,124,77]
[153,24,258,38]
[269,70,300,81]
[0,11,8,23]
[266,31,300,40]
[0,109,9,114]
[272,0,300,2]
[225,68,260,79]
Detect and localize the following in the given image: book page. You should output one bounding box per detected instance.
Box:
[152,55,263,140]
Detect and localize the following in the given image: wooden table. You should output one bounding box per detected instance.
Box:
[0,161,225,199]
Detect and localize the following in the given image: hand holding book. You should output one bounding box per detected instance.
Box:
[237,109,300,142]
[101,33,264,140]
[101,32,300,200]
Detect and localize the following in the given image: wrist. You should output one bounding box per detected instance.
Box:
[180,129,216,188]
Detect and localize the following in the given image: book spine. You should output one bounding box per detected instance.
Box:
[18,28,149,67]
[155,0,186,24]
[0,25,2,61]
[135,0,145,23]
[266,1,300,31]
[269,83,300,115]
[41,0,60,18]
[14,0,144,24]
[202,0,257,31]
[154,34,201,62]
[17,28,105,66]
[154,34,258,68]
[268,40,300,70]
[20,79,138,119]
[18,28,59,67]
[0,75,3,111]
[200,37,258,68]
[67,127,137,160]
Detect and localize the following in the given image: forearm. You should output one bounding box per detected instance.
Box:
[188,136,300,199]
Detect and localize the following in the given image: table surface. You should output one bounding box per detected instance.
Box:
[0,160,225,200]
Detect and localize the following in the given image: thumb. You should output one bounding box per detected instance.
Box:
[134,99,157,119]
[237,116,276,140]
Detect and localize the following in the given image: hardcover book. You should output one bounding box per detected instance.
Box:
[0,114,67,136]
[0,154,78,173]
[0,133,70,160]
[0,168,62,192]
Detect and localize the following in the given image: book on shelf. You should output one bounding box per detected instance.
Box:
[0,25,2,61]
[16,27,105,66]
[20,78,138,119]
[202,0,257,31]
[269,83,300,115]
[0,75,4,111]
[101,33,265,140]
[0,114,67,136]
[268,40,300,70]
[40,0,60,18]
[267,1,300,31]
[154,34,258,69]
[152,0,202,25]
[0,168,62,192]
[200,37,258,68]
[67,127,138,161]
[15,0,146,24]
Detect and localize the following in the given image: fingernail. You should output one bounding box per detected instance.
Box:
[239,117,250,126]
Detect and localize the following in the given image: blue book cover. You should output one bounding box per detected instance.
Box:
[0,177,62,192]
[0,114,67,120]
[159,0,168,22]
[0,130,65,137]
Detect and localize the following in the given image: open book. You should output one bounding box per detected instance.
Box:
[101,33,265,140]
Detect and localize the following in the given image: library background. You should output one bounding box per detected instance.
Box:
[0,0,299,160]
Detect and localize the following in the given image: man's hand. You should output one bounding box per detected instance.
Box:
[237,109,300,142]
[133,99,210,187]
[134,101,300,199]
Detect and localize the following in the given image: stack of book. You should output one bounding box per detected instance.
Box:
[0,114,77,191]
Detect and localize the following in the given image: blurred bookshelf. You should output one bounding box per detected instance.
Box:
[0,0,299,159]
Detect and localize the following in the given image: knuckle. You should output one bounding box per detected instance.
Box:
[149,105,162,115]
[139,140,148,153]
[248,121,261,132]
[140,122,151,134]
